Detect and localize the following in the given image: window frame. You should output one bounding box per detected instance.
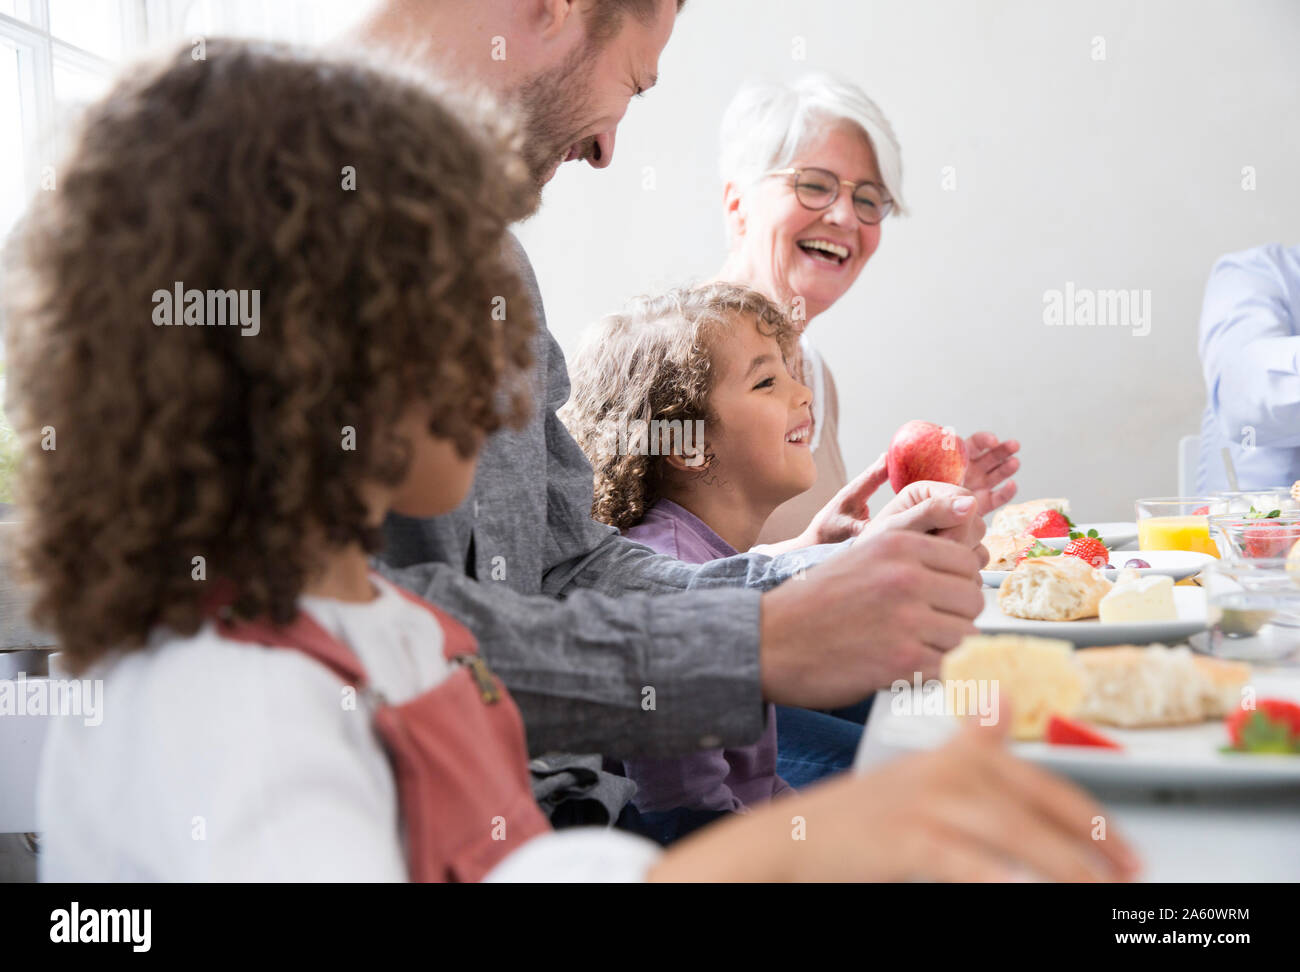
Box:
[0,0,148,204]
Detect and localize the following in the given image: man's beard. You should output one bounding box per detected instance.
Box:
[513,41,601,190]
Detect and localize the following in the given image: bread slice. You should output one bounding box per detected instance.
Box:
[1075,645,1205,727]
[984,533,1037,571]
[990,497,1071,536]
[998,555,1112,621]
[940,634,1084,740]
[1075,645,1251,728]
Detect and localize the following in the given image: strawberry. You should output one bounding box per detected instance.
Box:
[1046,714,1122,749]
[1240,511,1300,558]
[1063,529,1109,569]
[1015,540,1060,564]
[1191,505,1210,515]
[1243,527,1299,558]
[1027,509,1073,538]
[1224,699,1300,754]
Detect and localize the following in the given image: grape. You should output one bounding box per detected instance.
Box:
[1124,558,1150,569]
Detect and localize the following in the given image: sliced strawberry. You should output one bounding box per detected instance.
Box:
[1028,509,1072,538]
[1225,699,1300,753]
[1063,531,1109,570]
[1046,714,1123,749]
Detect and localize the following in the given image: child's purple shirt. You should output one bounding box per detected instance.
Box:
[622,499,791,813]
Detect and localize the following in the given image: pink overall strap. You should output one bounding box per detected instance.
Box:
[204,578,550,882]
[212,605,367,686]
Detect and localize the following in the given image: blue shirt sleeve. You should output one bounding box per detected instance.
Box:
[1200,245,1300,448]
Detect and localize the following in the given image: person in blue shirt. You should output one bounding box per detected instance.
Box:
[1197,243,1300,493]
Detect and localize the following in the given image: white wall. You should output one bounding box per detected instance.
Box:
[516,0,1300,522]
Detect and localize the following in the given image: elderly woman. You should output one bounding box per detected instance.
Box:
[711,73,1021,786]
[712,73,1020,547]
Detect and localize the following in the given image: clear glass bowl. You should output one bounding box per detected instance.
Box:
[1212,487,1297,515]
[1201,557,1300,662]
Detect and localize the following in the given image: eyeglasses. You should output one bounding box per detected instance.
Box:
[766,167,893,225]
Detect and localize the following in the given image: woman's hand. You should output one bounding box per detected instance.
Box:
[646,719,1141,883]
[963,432,1020,515]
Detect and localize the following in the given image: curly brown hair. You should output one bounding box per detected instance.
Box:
[561,283,796,530]
[3,40,537,671]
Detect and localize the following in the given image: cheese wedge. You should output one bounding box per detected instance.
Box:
[1098,570,1176,623]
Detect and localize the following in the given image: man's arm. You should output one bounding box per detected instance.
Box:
[377,235,982,759]
[541,518,839,599]
[376,557,766,759]
[1201,245,1300,448]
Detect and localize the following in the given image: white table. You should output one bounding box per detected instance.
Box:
[855,674,1300,882]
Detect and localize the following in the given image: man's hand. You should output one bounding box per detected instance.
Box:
[758,529,985,709]
[863,480,988,563]
[963,431,1019,514]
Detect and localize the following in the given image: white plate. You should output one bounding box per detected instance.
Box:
[981,549,1213,588]
[975,587,1207,646]
[859,673,1300,788]
[1036,521,1139,550]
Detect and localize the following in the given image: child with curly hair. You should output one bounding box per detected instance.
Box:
[6,39,568,881]
[5,38,1138,885]
[562,284,817,841]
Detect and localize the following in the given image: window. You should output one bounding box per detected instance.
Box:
[0,0,135,241]
[0,0,369,240]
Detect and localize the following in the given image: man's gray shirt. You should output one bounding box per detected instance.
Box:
[377,235,832,759]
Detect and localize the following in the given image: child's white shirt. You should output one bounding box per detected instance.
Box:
[36,575,659,882]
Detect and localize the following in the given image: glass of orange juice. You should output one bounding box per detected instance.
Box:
[1136,497,1227,556]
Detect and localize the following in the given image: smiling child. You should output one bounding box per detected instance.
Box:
[563,284,817,842]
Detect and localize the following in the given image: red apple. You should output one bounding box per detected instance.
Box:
[887,420,969,493]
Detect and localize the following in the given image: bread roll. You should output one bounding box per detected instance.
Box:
[940,634,1084,740]
[998,555,1113,621]
[989,498,1071,536]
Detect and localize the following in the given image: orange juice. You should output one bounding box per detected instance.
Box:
[1138,515,1219,557]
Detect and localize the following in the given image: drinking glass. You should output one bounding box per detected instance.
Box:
[1136,497,1226,556]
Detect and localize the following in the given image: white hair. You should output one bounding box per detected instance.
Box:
[718,72,906,218]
